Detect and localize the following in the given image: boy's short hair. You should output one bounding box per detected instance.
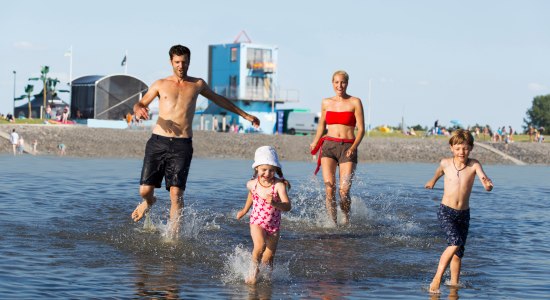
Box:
[449,129,474,148]
[169,45,191,61]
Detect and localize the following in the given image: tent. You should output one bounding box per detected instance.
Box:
[71,74,148,120]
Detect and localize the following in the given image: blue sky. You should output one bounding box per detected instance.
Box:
[1,0,549,132]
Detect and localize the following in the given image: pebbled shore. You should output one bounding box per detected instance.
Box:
[1,124,549,165]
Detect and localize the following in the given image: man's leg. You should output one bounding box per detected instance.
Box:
[168,186,184,236]
[132,184,157,222]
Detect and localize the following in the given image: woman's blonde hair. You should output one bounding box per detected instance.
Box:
[332,70,349,82]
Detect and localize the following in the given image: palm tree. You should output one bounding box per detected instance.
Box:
[47,78,60,102]
[29,66,50,119]
[24,84,34,118]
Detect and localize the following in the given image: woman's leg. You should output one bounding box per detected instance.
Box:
[338,162,356,225]
[321,157,338,224]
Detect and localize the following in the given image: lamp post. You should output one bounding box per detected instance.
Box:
[13,70,16,114]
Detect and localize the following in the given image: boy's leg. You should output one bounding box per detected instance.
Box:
[321,158,338,224]
[168,186,184,236]
[430,245,459,294]
[338,162,356,225]
[132,184,157,222]
[247,225,266,284]
[449,254,462,286]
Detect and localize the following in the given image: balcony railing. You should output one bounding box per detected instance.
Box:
[212,85,299,103]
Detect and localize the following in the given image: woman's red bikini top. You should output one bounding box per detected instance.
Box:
[325,111,356,127]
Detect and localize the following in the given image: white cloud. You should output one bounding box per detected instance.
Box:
[13,41,34,50]
[527,82,547,92]
[13,41,47,51]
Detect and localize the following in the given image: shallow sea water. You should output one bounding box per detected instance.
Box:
[0,155,549,299]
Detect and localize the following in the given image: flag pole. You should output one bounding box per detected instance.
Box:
[69,45,73,84]
[367,79,372,137]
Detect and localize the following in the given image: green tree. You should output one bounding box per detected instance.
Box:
[524,94,550,132]
[29,66,50,119]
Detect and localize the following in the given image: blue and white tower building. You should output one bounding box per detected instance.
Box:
[202,36,295,134]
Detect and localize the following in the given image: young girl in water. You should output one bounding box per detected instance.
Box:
[236,146,291,284]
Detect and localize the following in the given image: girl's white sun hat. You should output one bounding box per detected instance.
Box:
[252,146,281,169]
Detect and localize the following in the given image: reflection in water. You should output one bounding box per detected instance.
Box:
[304,281,351,299]
[428,286,460,300]
[448,286,459,300]
[246,282,273,300]
[134,259,181,299]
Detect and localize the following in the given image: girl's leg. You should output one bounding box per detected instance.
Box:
[430,245,459,294]
[321,158,338,224]
[247,225,266,284]
[338,162,356,225]
[260,232,280,280]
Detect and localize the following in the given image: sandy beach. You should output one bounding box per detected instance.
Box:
[1,124,549,165]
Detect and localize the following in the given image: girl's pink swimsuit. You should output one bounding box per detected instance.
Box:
[250,180,281,235]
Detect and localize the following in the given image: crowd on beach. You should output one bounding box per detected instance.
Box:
[1,104,72,124]
[428,120,545,144]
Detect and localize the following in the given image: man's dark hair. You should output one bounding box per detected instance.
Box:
[169,45,191,60]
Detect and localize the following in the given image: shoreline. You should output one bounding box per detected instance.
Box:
[2,124,549,165]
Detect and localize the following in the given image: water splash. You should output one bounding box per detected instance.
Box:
[221,244,290,285]
[221,244,251,284]
[133,201,221,241]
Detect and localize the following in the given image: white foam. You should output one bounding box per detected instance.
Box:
[221,245,290,284]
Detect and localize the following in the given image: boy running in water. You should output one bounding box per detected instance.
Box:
[425,129,493,294]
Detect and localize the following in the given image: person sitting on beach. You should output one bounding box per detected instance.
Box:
[131,45,260,238]
[61,108,69,124]
[424,129,493,294]
[236,146,291,284]
[310,70,365,225]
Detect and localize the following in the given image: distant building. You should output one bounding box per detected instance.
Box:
[202,40,298,133]
[70,74,148,120]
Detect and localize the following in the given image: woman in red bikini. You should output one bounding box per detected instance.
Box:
[310,70,365,225]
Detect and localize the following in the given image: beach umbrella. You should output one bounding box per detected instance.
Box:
[450,120,462,127]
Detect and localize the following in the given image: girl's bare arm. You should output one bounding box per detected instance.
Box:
[268,182,292,211]
[236,192,253,219]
